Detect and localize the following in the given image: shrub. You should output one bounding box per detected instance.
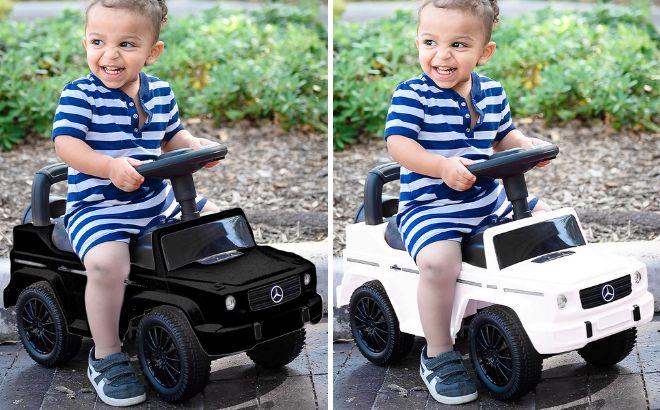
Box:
[333,6,659,149]
[0,0,11,22]
[0,6,327,149]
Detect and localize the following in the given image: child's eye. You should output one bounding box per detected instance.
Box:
[452,42,467,48]
[120,42,136,48]
[90,39,103,46]
[423,39,436,47]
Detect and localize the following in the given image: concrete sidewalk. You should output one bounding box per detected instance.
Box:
[334,316,660,409]
[0,319,327,409]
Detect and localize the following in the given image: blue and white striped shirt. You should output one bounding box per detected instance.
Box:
[384,72,515,211]
[52,72,183,208]
[51,72,188,259]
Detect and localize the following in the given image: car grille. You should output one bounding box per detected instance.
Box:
[247,275,301,311]
[579,275,631,309]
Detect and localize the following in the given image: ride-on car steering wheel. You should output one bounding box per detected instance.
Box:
[135,144,227,220]
[467,144,559,220]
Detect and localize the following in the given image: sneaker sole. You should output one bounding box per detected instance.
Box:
[87,367,147,407]
[419,365,478,405]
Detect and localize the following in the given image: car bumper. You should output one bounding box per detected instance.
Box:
[194,293,323,356]
[525,291,654,354]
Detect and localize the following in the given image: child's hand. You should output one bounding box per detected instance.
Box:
[108,157,144,192]
[438,157,476,191]
[189,137,221,168]
[521,137,552,168]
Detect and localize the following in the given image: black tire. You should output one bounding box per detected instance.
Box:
[247,328,306,368]
[578,328,636,367]
[136,306,210,402]
[349,281,415,366]
[469,305,542,401]
[15,281,82,367]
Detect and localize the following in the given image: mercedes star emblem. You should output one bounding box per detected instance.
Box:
[270,285,284,304]
[601,284,615,302]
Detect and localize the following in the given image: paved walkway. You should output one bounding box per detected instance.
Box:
[334,316,660,409]
[0,320,327,409]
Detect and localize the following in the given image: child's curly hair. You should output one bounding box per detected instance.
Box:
[85,0,169,42]
[418,0,500,42]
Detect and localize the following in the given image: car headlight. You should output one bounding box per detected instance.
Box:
[557,294,567,309]
[634,270,642,284]
[303,273,312,286]
[225,295,236,311]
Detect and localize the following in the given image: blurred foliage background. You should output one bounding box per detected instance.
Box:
[333,3,659,149]
[0,4,327,150]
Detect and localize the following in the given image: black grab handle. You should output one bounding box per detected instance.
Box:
[364,162,400,225]
[32,163,68,226]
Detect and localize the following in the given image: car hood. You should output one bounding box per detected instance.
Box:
[496,245,643,288]
[164,245,312,287]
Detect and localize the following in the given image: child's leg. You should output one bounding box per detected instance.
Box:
[415,240,462,357]
[415,239,477,404]
[200,200,219,216]
[83,241,130,359]
[533,199,551,214]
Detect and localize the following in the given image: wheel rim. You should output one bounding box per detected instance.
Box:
[353,296,389,354]
[21,298,57,355]
[144,325,182,389]
[475,324,513,387]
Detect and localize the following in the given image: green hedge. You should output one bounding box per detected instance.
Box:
[333,6,659,149]
[0,6,327,150]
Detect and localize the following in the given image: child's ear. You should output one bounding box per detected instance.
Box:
[145,41,165,65]
[477,41,496,65]
[82,36,87,51]
[415,37,420,50]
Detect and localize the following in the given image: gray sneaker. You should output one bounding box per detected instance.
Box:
[87,347,146,407]
[419,346,478,405]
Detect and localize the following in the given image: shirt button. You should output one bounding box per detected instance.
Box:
[133,114,138,119]
[134,128,139,132]
[460,102,466,106]
[466,128,471,133]
[465,113,470,118]
[129,102,134,107]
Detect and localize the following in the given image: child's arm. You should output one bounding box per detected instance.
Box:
[161,129,221,168]
[54,135,145,192]
[493,129,552,167]
[387,135,476,192]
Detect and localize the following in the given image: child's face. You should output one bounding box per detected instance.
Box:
[416,6,496,97]
[83,5,164,95]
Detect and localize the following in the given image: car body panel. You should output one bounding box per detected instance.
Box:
[339,207,654,355]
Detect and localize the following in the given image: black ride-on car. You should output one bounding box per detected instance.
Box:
[4,145,323,402]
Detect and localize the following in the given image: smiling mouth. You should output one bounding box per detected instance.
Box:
[435,66,456,75]
[102,66,125,75]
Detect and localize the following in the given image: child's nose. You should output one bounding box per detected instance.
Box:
[433,47,452,62]
[104,47,120,59]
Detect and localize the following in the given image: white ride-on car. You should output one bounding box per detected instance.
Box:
[336,144,654,401]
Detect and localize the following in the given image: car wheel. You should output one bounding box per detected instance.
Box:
[136,306,210,402]
[247,328,306,368]
[469,305,542,401]
[349,281,415,366]
[16,281,82,367]
[578,328,636,367]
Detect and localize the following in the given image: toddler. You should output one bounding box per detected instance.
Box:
[52,0,219,406]
[384,0,550,404]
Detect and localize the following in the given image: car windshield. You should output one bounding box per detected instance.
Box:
[161,215,255,270]
[493,214,586,269]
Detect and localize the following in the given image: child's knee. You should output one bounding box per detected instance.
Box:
[200,201,219,216]
[417,257,461,283]
[85,258,129,285]
[83,244,130,285]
